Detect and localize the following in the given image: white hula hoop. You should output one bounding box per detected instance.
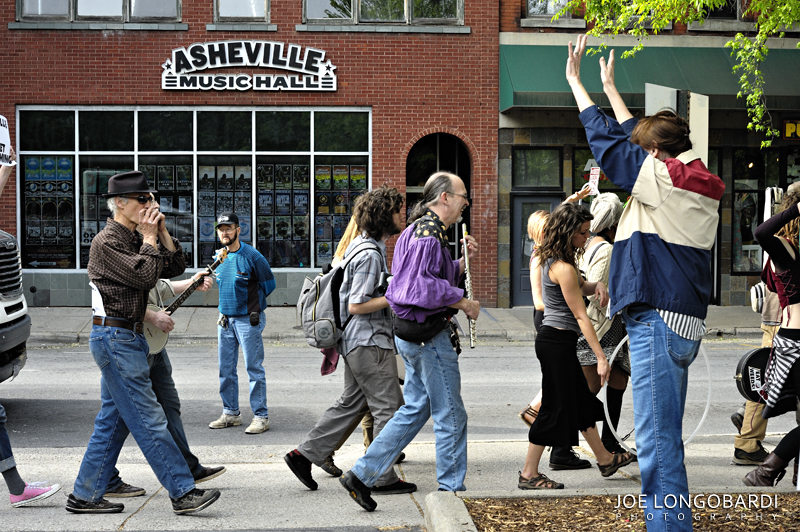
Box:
[602,335,712,452]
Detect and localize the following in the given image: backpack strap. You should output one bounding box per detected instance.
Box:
[585,240,610,267]
[333,242,382,330]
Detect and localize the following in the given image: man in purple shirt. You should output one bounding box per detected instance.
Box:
[340,171,480,512]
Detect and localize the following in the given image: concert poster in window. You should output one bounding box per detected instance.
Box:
[291,241,310,267]
[217,166,234,191]
[160,196,174,213]
[293,165,310,189]
[274,216,291,241]
[273,241,292,267]
[316,215,332,241]
[181,242,193,266]
[82,195,97,220]
[332,215,348,240]
[256,164,274,190]
[349,190,364,212]
[314,165,331,189]
[199,166,215,191]
[198,217,216,242]
[333,165,349,190]
[57,157,74,197]
[275,191,291,215]
[25,157,41,197]
[81,221,98,247]
[216,192,234,214]
[176,165,193,191]
[349,165,366,190]
[239,217,251,242]
[177,216,193,242]
[235,191,252,216]
[199,242,216,265]
[40,157,56,197]
[257,216,273,241]
[257,191,273,215]
[198,191,215,217]
[293,216,309,241]
[235,166,252,191]
[317,241,332,266]
[257,240,273,265]
[158,166,175,191]
[293,191,309,215]
[333,191,349,215]
[178,196,192,214]
[140,165,156,189]
[316,191,331,214]
[275,164,292,189]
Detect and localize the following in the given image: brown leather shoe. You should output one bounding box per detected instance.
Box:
[743,452,788,486]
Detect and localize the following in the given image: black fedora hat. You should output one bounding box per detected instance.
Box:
[102,170,155,198]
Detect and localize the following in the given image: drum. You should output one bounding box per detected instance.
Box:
[734,347,770,402]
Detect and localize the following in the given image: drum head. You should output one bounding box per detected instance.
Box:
[735,347,770,402]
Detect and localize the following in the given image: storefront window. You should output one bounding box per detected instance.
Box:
[18,107,369,271]
[732,148,768,273]
[572,148,628,204]
[512,147,561,188]
[786,147,800,185]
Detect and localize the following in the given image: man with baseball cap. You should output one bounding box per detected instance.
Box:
[209,212,276,434]
[68,171,220,515]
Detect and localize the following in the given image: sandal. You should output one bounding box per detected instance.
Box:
[518,471,564,490]
[598,451,637,478]
[518,406,539,428]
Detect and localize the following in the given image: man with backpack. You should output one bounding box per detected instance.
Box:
[285,186,414,494]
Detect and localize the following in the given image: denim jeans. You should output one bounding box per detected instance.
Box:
[218,312,268,418]
[351,329,468,491]
[0,400,16,473]
[73,325,195,502]
[623,305,699,532]
[105,348,202,492]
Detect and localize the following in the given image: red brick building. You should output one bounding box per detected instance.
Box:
[2,1,499,307]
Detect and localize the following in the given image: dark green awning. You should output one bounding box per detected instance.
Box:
[500,44,800,112]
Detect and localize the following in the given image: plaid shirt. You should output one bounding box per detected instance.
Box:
[88,218,185,323]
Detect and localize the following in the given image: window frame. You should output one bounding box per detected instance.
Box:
[688,0,756,31]
[17,0,181,23]
[214,0,270,23]
[303,0,464,26]
[511,146,564,191]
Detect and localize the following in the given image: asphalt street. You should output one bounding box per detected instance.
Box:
[2,337,796,531]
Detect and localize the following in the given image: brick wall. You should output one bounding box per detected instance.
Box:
[1,1,500,307]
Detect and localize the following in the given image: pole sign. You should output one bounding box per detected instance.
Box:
[162,41,337,92]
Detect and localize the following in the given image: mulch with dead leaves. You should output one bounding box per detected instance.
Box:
[464,493,800,531]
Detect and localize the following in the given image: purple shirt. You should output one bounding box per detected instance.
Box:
[386,213,463,323]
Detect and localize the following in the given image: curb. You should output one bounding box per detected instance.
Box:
[425,492,479,532]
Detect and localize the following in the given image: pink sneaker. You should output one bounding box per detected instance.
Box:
[10,482,62,508]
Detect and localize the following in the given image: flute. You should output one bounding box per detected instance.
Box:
[462,223,476,348]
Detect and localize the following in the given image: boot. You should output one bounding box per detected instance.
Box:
[743,452,788,486]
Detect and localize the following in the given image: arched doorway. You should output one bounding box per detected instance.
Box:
[405,133,471,259]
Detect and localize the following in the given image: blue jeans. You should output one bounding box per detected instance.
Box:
[0,400,16,473]
[73,326,195,502]
[105,348,202,492]
[351,329,468,491]
[623,305,699,532]
[218,312,268,418]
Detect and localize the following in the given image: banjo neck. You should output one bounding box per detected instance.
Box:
[164,251,227,317]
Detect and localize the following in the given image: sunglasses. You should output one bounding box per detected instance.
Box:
[124,194,158,205]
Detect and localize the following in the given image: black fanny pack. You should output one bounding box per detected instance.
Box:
[393,311,453,343]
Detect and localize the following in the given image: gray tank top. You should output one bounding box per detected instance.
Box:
[541,258,580,334]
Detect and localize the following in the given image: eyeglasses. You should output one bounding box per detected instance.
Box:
[217,226,238,234]
[124,194,158,205]
[450,192,470,202]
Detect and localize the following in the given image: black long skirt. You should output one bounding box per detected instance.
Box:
[529,325,605,447]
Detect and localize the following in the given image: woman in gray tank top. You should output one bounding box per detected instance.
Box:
[518,203,636,489]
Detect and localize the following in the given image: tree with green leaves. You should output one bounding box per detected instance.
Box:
[558,0,800,147]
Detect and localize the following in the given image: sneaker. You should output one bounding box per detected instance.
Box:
[340,471,377,512]
[549,447,591,470]
[395,452,406,464]
[208,413,242,429]
[10,482,61,508]
[65,493,124,514]
[731,411,744,434]
[170,488,220,515]
[733,443,770,465]
[372,479,417,495]
[194,466,227,484]
[245,417,270,434]
[105,482,145,498]
[284,449,318,490]
[320,455,343,477]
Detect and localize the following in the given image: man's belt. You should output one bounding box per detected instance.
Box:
[93,316,145,334]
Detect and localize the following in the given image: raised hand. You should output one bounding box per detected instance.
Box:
[599,49,616,89]
[566,34,588,86]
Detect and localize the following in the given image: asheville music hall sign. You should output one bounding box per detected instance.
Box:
[161,40,337,92]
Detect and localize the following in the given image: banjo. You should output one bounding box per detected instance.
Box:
[734,347,770,402]
[144,249,227,354]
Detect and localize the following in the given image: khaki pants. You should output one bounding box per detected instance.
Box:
[734,324,778,452]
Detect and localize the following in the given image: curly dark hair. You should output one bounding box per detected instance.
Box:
[536,202,593,269]
[631,110,692,157]
[776,187,800,247]
[354,186,405,240]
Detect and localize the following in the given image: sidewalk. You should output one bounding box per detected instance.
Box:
[26,304,762,347]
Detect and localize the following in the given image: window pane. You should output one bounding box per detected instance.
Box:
[256,112,310,151]
[360,0,405,22]
[732,148,762,190]
[307,0,351,18]
[764,149,780,188]
[79,111,134,152]
[197,112,252,152]
[414,0,456,19]
[788,148,800,187]
[218,0,266,18]
[513,148,560,188]
[733,191,760,273]
[707,0,737,19]
[131,0,178,18]
[315,112,368,152]
[77,0,123,17]
[20,111,75,152]
[22,0,69,16]
[78,155,134,267]
[406,135,436,188]
[138,111,193,152]
[528,0,566,16]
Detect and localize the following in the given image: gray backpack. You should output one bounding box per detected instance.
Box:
[297,242,380,349]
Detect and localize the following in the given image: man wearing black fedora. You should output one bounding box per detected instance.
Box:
[67,171,221,515]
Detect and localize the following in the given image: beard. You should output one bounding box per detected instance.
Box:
[221,233,238,247]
